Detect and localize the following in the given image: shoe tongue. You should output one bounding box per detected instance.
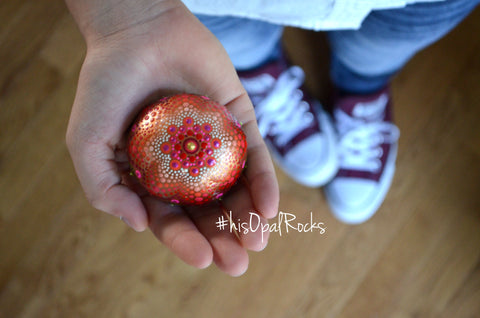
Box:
[238,58,287,80]
[239,58,291,98]
[336,89,389,121]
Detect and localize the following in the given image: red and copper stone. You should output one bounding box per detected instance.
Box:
[127,94,247,205]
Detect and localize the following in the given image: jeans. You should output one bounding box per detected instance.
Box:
[197,0,479,94]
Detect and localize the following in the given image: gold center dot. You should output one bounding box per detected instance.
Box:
[183,138,199,153]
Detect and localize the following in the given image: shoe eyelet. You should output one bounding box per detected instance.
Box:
[299,100,309,110]
[294,89,303,100]
[377,147,383,158]
[372,147,383,158]
[303,112,314,123]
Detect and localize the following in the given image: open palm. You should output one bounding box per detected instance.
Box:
[66,1,279,276]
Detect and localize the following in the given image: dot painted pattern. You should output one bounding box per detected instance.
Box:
[127,94,247,205]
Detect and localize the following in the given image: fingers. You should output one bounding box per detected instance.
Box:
[98,184,149,232]
[185,203,249,277]
[243,122,280,219]
[147,196,254,276]
[224,94,280,219]
[145,197,214,269]
[221,181,270,252]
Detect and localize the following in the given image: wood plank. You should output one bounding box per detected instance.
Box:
[1,1,479,317]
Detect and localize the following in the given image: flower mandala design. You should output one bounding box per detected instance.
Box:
[158,118,222,177]
[127,94,247,205]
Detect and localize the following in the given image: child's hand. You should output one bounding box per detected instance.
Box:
[65,0,279,276]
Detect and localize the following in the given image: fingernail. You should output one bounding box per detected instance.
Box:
[120,216,133,229]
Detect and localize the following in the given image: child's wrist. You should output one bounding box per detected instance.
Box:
[65,0,186,46]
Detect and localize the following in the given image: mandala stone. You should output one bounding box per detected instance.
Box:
[127,94,247,205]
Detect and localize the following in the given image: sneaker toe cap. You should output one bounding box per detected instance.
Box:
[279,134,338,187]
[325,178,381,224]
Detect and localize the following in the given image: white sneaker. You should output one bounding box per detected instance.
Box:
[324,87,400,224]
[238,59,338,187]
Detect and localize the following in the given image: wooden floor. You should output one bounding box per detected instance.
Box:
[1,1,480,317]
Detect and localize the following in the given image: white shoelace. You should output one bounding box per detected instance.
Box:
[241,66,314,147]
[335,102,400,172]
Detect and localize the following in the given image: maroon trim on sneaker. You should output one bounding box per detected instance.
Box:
[238,57,325,156]
[237,58,286,81]
[334,86,392,121]
[334,86,395,182]
[336,143,392,182]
